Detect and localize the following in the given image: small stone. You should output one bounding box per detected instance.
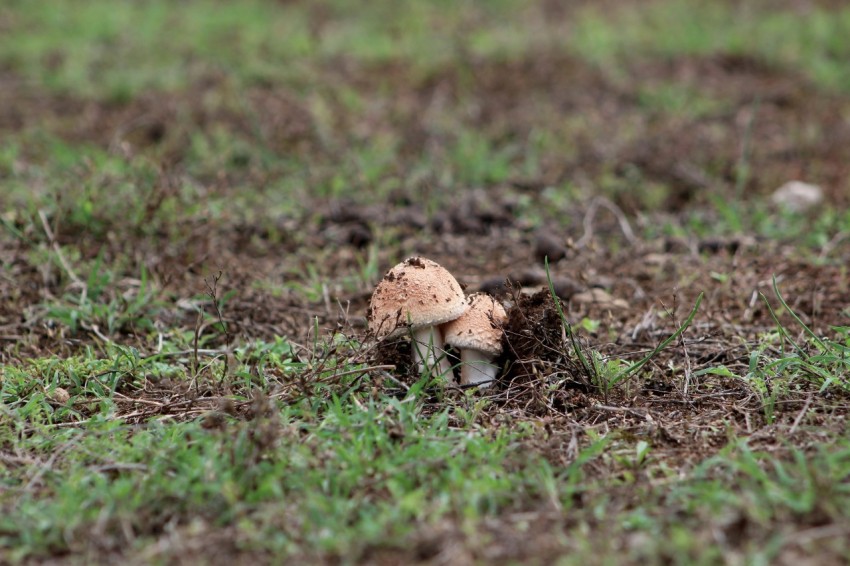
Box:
[201,412,227,430]
[644,253,671,266]
[534,231,567,263]
[573,288,629,310]
[551,278,583,300]
[478,276,512,297]
[50,387,70,404]
[771,181,824,213]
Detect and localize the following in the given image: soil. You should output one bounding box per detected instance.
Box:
[3,41,848,402]
[2,24,850,562]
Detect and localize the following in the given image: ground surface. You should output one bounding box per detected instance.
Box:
[1,0,850,564]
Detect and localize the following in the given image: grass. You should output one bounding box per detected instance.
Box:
[0,0,542,100]
[5,398,502,558]
[4,339,848,563]
[2,0,850,563]
[572,0,850,92]
[1,348,594,561]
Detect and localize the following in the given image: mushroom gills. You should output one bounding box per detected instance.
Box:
[411,326,454,378]
[459,349,499,387]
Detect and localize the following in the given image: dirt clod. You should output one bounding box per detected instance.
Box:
[502,290,580,385]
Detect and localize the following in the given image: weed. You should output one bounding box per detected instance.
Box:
[42,264,161,338]
[545,258,704,397]
[760,277,850,392]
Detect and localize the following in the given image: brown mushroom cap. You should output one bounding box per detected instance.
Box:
[368,257,467,339]
[442,293,507,355]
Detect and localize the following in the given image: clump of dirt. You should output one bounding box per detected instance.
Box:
[430,189,518,235]
[500,289,588,388]
[371,336,414,379]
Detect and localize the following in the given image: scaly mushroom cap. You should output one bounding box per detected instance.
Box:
[367,257,467,339]
[442,292,507,355]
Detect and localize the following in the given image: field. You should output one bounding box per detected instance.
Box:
[2,0,850,563]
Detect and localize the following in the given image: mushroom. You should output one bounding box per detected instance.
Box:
[368,257,467,377]
[441,293,507,388]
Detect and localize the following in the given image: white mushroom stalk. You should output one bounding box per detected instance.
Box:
[458,348,500,386]
[411,326,453,377]
[442,293,507,389]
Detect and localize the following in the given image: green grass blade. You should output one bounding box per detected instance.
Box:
[609,292,704,386]
[759,291,805,357]
[772,275,830,353]
[544,257,596,382]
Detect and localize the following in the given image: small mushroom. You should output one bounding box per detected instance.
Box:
[442,293,507,388]
[368,257,467,377]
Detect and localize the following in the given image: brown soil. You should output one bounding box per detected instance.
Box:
[2,25,850,563]
[3,67,849,406]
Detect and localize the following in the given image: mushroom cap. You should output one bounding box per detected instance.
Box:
[367,257,467,339]
[442,293,507,355]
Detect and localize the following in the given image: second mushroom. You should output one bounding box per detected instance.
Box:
[442,293,507,387]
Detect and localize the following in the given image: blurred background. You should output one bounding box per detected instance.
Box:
[2,0,848,210]
[1,0,849,337]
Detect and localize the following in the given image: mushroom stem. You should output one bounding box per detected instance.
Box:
[459,349,499,388]
[411,326,453,378]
